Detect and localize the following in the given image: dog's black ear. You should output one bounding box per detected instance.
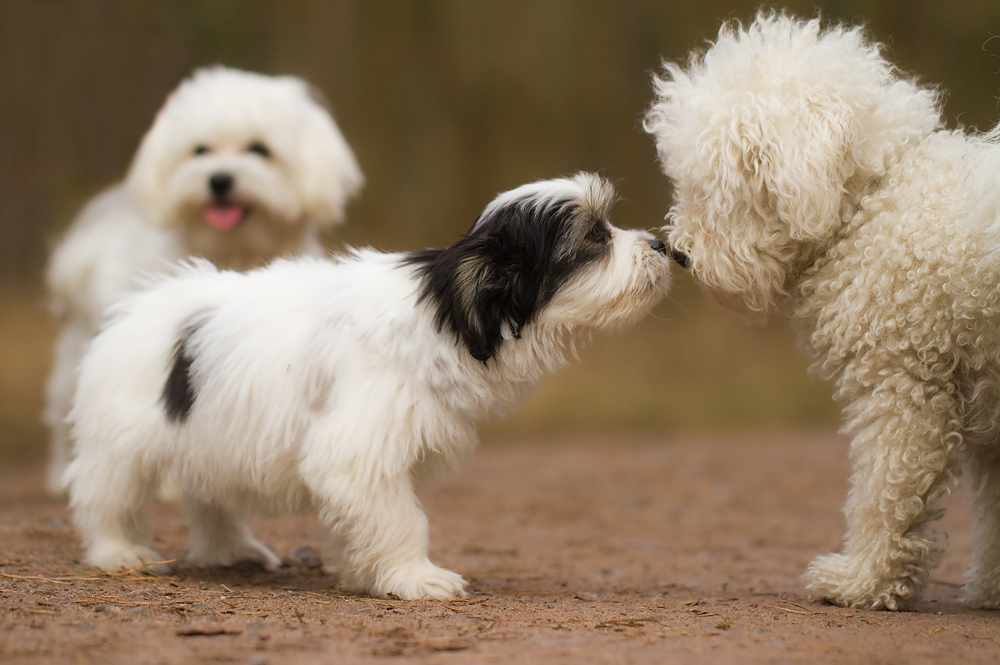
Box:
[456,228,547,361]
[407,203,562,362]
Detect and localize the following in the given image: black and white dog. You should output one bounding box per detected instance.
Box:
[65,173,671,599]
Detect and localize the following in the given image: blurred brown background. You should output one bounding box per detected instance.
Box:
[2,0,999,459]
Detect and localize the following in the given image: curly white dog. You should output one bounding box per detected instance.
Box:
[645,13,1000,610]
[45,66,364,493]
[64,173,671,600]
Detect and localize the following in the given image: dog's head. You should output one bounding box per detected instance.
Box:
[407,173,671,362]
[644,13,941,312]
[126,66,364,268]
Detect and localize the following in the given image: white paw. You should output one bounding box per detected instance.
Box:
[369,561,468,600]
[244,541,282,571]
[804,552,915,611]
[188,538,281,571]
[87,542,172,575]
[382,561,465,600]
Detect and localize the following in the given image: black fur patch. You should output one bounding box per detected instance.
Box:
[405,194,610,362]
[162,318,206,423]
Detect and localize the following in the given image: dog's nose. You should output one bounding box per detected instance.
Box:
[670,248,691,269]
[647,238,667,255]
[209,173,234,197]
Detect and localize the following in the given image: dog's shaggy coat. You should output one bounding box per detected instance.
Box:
[645,14,1000,610]
[44,67,363,493]
[65,174,671,600]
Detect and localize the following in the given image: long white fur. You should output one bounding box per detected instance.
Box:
[45,66,363,493]
[64,174,671,600]
[646,13,1000,610]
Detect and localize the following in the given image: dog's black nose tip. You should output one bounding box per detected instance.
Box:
[647,238,667,255]
[670,248,691,269]
[209,173,234,196]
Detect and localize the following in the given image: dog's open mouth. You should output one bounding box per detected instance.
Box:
[204,203,248,232]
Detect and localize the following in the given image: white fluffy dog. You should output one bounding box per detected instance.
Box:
[45,66,364,493]
[645,13,1000,610]
[64,173,671,600]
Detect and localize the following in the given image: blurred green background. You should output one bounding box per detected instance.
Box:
[2,0,999,459]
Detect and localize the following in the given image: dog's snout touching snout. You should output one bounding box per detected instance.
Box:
[647,238,667,255]
[209,173,235,197]
[670,248,691,269]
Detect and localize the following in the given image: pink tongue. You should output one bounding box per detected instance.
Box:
[204,204,246,231]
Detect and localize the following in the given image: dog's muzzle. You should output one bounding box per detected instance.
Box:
[647,238,667,255]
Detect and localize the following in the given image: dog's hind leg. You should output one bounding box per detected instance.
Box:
[804,383,962,610]
[964,445,1000,608]
[185,500,281,570]
[67,453,169,574]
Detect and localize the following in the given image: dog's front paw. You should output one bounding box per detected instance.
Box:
[388,562,467,600]
[87,542,172,575]
[349,560,467,600]
[804,553,916,611]
[188,537,281,571]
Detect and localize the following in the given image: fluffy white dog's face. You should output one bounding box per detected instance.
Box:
[644,15,939,313]
[127,67,363,269]
[408,173,672,361]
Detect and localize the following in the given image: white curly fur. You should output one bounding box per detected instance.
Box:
[646,13,1000,610]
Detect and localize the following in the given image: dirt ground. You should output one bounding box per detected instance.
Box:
[1,431,997,664]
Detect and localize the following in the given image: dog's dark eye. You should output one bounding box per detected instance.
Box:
[247,142,271,159]
[193,145,210,156]
[586,222,611,244]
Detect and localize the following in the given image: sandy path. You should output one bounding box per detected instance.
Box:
[1,432,996,664]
